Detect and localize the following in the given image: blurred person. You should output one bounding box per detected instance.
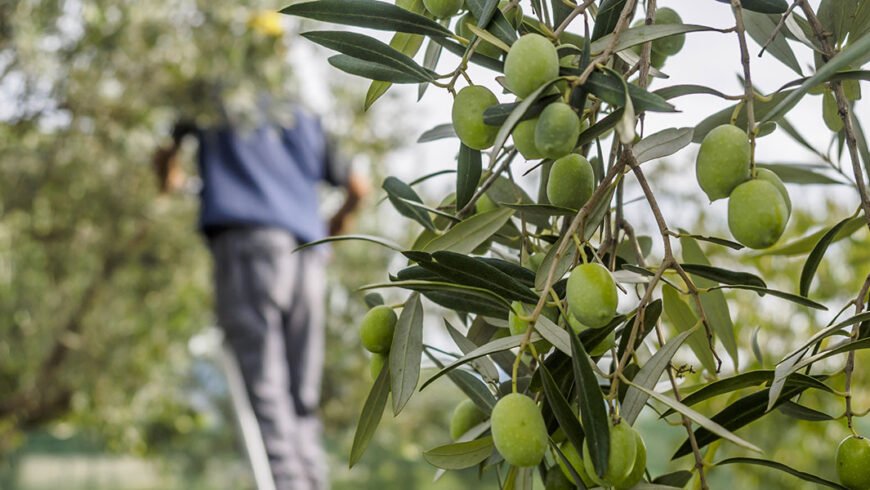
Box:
[152,12,369,490]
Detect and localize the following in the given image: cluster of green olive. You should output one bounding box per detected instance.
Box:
[696,124,791,249]
[358,305,399,379]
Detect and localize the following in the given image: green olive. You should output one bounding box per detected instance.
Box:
[504,34,559,98]
[695,124,751,201]
[422,0,462,18]
[359,305,398,354]
[449,399,487,440]
[546,153,594,210]
[456,13,502,58]
[755,168,791,214]
[614,428,647,489]
[513,117,544,160]
[567,263,618,329]
[490,393,548,467]
[556,442,596,487]
[837,435,870,489]
[452,85,500,150]
[652,7,684,56]
[727,179,789,249]
[582,422,638,486]
[535,102,581,159]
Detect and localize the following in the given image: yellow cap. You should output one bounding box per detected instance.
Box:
[247,11,285,37]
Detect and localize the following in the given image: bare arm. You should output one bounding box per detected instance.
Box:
[152,121,196,194]
[328,172,370,236]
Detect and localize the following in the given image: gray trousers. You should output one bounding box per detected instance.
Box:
[210,227,328,490]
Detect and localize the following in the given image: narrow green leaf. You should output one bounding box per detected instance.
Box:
[390,293,424,415]
[282,0,452,38]
[418,123,456,142]
[383,176,436,230]
[591,0,628,41]
[590,23,717,55]
[715,458,846,489]
[420,333,541,390]
[418,36,444,100]
[444,319,500,383]
[680,236,740,368]
[653,84,733,101]
[292,234,403,252]
[778,400,834,421]
[329,55,428,83]
[500,203,576,217]
[661,370,774,418]
[420,250,539,303]
[708,284,828,310]
[570,332,609,478]
[539,363,586,459]
[757,163,848,185]
[652,471,693,487]
[738,0,789,14]
[743,11,802,75]
[466,0,517,46]
[662,285,717,373]
[759,216,866,256]
[349,365,391,467]
[673,380,815,458]
[622,328,695,425]
[577,108,625,147]
[628,382,763,454]
[800,214,855,296]
[761,32,870,124]
[534,314,572,356]
[781,311,870,365]
[633,127,694,163]
[423,437,494,469]
[423,207,515,254]
[677,232,745,250]
[456,144,482,210]
[681,263,766,288]
[362,279,511,309]
[435,37,505,71]
[303,31,434,81]
[693,89,794,142]
[366,30,426,108]
[585,71,677,113]
[482,94,559,126]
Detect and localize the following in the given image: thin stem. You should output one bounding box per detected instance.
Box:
[553,0,598,37]
[845,275,870,433]
[730,0,757,175]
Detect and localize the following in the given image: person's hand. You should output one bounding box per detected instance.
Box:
[328,173,370,235]
[152,145,185,194]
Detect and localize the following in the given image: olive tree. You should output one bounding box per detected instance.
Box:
[283,0,870,488]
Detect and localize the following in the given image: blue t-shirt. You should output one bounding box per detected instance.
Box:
[188,110,347,243]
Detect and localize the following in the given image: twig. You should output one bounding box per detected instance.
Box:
[730,0,757,174]
[845,274,870,433]
[759,0,800,57]
[553,0,598,37]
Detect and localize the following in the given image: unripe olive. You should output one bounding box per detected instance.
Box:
[568,313,616,356]
[823,90,844,132]
[509,301,553,352]
[499,0,523,27]
[547,154,594,210]
[456,13,502,58]
[476,193,498,214]
[370,353,386,380]
[535,102,581,159]
[567,263,618,329]
[614,429,647,489]
[556,442,596,487]
[837,435,870,489]
[696,124,751,201]
[523,251,546,273]
[513,117,544,160]
[452,85,500,150]
[755,168,791,214]
[727,179,789,249]
[504,34,559,98]
[652,7,684,56]
[490,393,548,467]
[359,305,398,354]
[423,0,462,18]
[449,399,487,440]
[582,422,637,486]
[396,0,425,11]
